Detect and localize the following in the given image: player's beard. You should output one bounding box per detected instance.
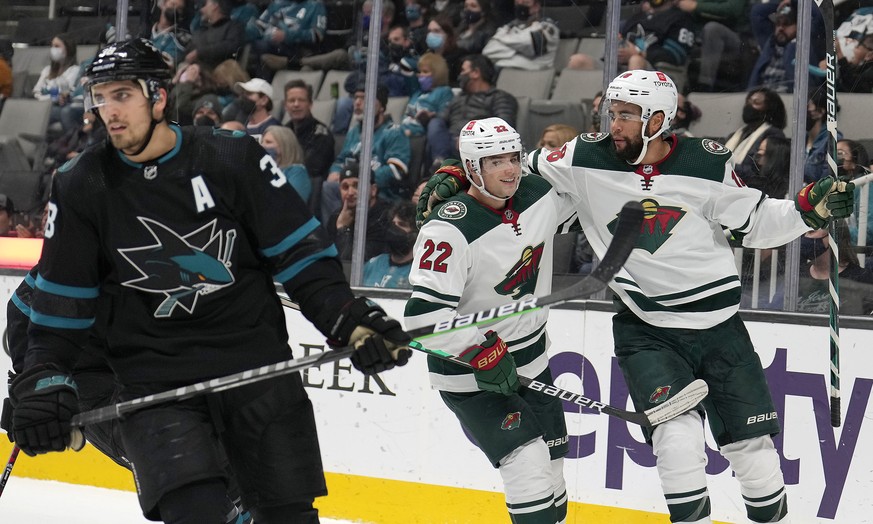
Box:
[107,120,149,154]
[614,134,644,163]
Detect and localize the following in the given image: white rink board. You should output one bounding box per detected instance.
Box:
[1,275,871,523]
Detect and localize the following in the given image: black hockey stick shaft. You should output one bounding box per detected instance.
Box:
[410,341,708,427]
[70,347,354,429]
[815,0,841,427]
[0,445,20,499]
[407,201,644,340]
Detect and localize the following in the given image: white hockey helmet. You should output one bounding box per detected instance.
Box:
[458,117,524,200]
[604,70,678,164]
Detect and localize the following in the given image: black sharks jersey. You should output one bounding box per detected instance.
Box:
[26,125,352,387]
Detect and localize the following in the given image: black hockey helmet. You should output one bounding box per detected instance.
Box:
[85,37,172,110]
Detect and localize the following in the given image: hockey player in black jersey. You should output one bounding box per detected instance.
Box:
[6,37,412,524]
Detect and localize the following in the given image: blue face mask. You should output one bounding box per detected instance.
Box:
[405,5,421,21]
[418,75,434,92]
[362,15,371,28]
[426,32,444,51]
[264,147,279,160]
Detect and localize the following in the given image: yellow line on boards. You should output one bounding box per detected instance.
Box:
[0,441,729,523]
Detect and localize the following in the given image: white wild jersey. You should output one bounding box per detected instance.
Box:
[528,133,811,330]
[405,175,577,392]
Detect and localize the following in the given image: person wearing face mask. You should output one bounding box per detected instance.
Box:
[261,125,312,201]
[404,0,430,55]
[668,93,701,138]
[191,93,224,127]
[150,0,192,67]
[482,0,559,71]
[804,86,843,184]
[33,35,81,133]
[400,52,455,168]
[837,139,873,259]
[456,0,498,55]
[362,201,418,288]
[229,78,281,140]
[722,87,787,186]
[425,15,464,84]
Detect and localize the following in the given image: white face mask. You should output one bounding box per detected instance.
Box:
[50,47,66,62]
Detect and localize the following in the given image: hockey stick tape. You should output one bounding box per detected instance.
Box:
[69,427,85,452]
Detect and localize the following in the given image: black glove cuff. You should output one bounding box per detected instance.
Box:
[326,297,383,347]
[10,364,78,405]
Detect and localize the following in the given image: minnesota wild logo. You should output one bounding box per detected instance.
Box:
[494,242,544,299]
[607,199,686,254]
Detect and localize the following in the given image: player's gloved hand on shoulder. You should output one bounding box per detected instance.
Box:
[459,331,519,395]
[328,297,412,375]
[795,177,855,229]
[416,159,470,228]
[9,364,79,456]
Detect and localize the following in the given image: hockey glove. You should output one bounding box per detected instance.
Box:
[328,297,412,375]
[9,364,79,456]
[416,160,469,228]
[459,331,519,396]
[1,371,16,441]
[795,177,855,229]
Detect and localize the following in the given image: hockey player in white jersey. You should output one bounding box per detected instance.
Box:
[405,118,578,524]
[417,71,855,523]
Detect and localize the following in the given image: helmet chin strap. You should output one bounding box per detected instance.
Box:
[123,115,163,157]
[467,163,519,202]
[629,117,667,165]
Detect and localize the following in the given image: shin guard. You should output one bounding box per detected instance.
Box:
[721,436,788,522]
[652,411,711,523]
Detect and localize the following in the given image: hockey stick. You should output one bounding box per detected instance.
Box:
[409,341,708,427]
[70,202,642,430]
[0,446,20,499]
[814,0,841,427]
[69,347,354,429]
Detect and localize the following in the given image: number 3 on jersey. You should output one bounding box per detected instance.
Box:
[419,239,452,272]
[260,154,287,188]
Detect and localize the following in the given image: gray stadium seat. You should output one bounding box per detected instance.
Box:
[0,98,51,168]
[317,69,352,100]
[385,96,408,124]
[524,99,587,149]
[555,38,580,71]
[834,93,873,141]
[309,98,336,127]
[551,69,605,102]
[496,67,555,100]
[685,92,747,140]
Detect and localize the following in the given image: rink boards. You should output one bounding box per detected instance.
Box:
[1,273,871,524]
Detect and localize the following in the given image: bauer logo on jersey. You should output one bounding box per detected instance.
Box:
[649,385,672,404]
[501,412,522,431]
[607,199,686,254]
[579,132,609,142]
[118,217,237,318]
[701,139,730,155]
[437,201,467,220]
[494,242,544,299]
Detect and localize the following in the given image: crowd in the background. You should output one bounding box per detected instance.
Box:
[0,0,872,314]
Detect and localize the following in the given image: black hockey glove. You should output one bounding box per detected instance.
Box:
[1,371,16,442]
[9,364,79,456]
[328,297,412,375]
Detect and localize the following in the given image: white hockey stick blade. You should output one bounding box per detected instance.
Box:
[642,379,709,426]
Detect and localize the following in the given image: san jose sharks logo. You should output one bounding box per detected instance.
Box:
[118,217,236,318]
[606,199,686,254]
[494,243,544,299]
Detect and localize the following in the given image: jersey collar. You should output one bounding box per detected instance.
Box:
[117,124,183,168]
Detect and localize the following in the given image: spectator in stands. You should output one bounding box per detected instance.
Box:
[0,39,12,112]
[385,25,421,96]
[444,54,518,153]
[33,34,80,132]
[301,0,394,72]
[261,125,312,201]
[327,158,394,261]
[401,52,455,168]
[323,84,412,219]
[670,93,702,137]
[249,0,327,79]
[837,31,873,93]
[45,111,107,169]
[798,220,873,315]
[283,79,335,211]
[747,135,791,199]
[191,94,224,126]
[362,200,417,288]
[747,1,824,93]
[537,123,578,150]
[190,0,260,44]
[231,78,281,138]
[483,0,559,71]
[456,0,498,56]
[426,14,465,83]
[212,58,249,109]
[804,86,843,183]
[0,194,14,237]
[618,0,695,71]
[722,87,787,185]
[588,91,603,132]
[169,62,222,125]
[404,0,430,55]
[431,0,464,27]
[151,0,192,66]
[679,0,748,92]
[185,0,246,70]
[838,139,873,255]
